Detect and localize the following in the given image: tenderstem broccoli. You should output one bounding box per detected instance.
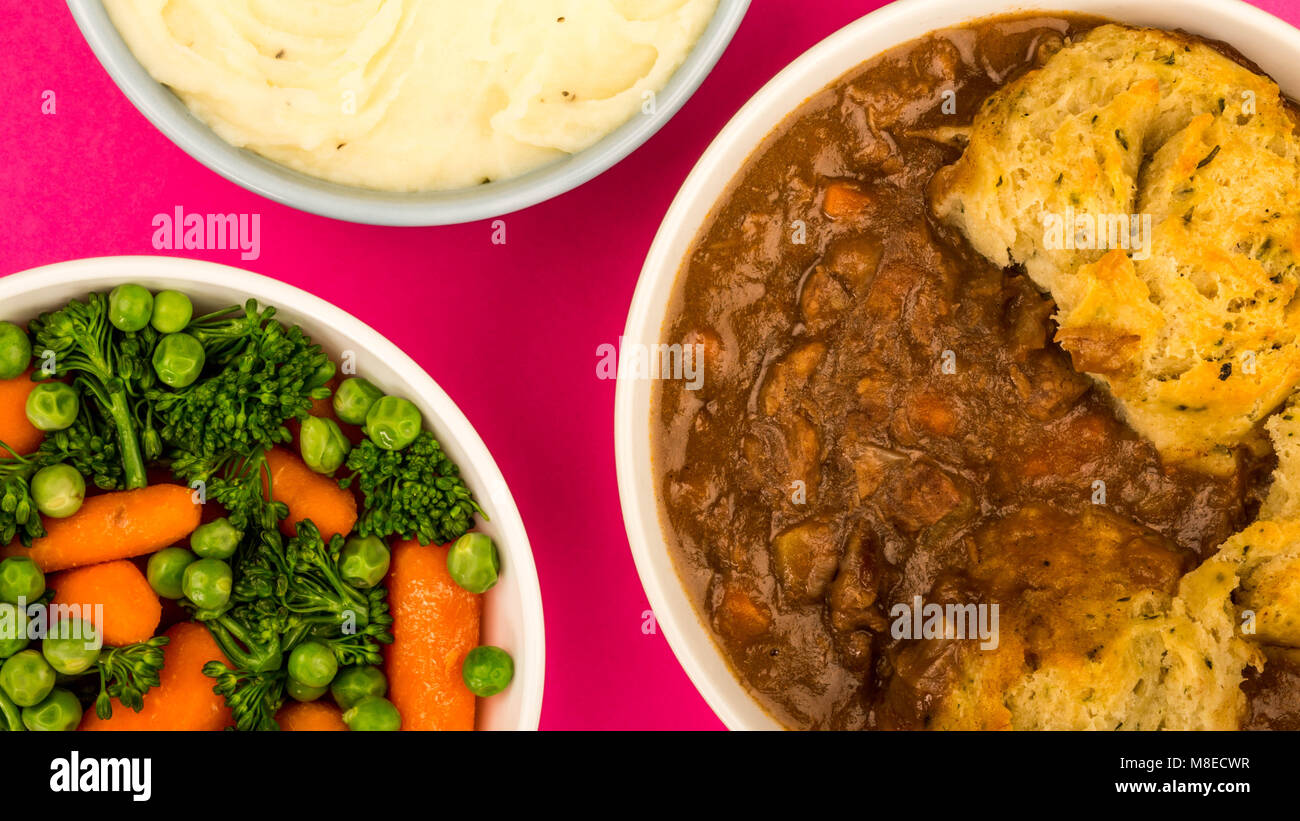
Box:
[27,294,157,489]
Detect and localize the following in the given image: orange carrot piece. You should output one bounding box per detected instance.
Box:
[277,701,348,731]
[307,383,336,419]
[81,621,233,731]
[823,181,873,219]
[384,541,480,730]
[2,484,201,571]
[264,447,357,542]
[287,376,335,436]
[50,560,162,646]
[0,368,43,457]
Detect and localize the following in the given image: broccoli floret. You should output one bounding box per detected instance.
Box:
[341,431,483,545]
[149,300,330,465]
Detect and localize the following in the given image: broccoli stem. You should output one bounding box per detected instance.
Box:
[104,389,148,490]
[62,313,149,490]
[203,616,283,674]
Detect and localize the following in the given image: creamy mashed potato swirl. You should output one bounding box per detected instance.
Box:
[105,0,719,191]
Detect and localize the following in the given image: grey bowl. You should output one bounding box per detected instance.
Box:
[68,0,750,226]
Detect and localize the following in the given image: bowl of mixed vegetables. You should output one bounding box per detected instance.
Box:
[0,256,543,731]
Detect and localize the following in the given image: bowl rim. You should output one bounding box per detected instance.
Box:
[0,255,545,730]
[614,0,1300,730]
[66,0,751,227]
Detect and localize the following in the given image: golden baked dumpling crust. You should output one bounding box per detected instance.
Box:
[932,24,1300,473]
[932,504,1260,730]
[1261,398,1300,519]
[1213,520,1300,650]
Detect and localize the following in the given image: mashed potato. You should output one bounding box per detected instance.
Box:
[105,0,719,191]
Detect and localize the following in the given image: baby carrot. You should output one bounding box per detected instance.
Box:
[0,368,43,457]
[3,484,201,571]
[277,701,348,731]
[384,540,480,730]
[264,447,357,541]
[50,560,162,646]
[81,621,233,731]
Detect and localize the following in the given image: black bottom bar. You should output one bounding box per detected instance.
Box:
[8,729,1292,807]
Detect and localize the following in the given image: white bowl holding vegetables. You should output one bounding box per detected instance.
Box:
[0,256,543,731]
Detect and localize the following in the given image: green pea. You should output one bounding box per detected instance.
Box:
[42,620,101,676]
[286,678,328,703]
[342,696,401,731]
[0,557,45,604]
[308,360,336,390]
[147,547,197,599]
[333,378,383,426]
[25,382,78,431]
[183,558,232,611]
[190,518,242,560]
[108,284,154,333]
[150,290,194,334]
[461,646,514,697]
[364,396,422,451]
[0,603,29,659]
[339,535,390,589]
[30,464,85,519]
[300,417,351,475]
[447,533,500,594]
[330,665,387,710]
[0,687,21,731]
[0,321,32,380]
[287,640,338,689]
[0,650,55,707]
[21,687,82,731]
[152,332,206,388]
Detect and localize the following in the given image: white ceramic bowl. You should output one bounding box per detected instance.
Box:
[614,0,1300,730]
[66,0,750,227]
[0,256,544,730]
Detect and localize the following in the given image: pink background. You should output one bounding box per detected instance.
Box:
[2,0,1297,729]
